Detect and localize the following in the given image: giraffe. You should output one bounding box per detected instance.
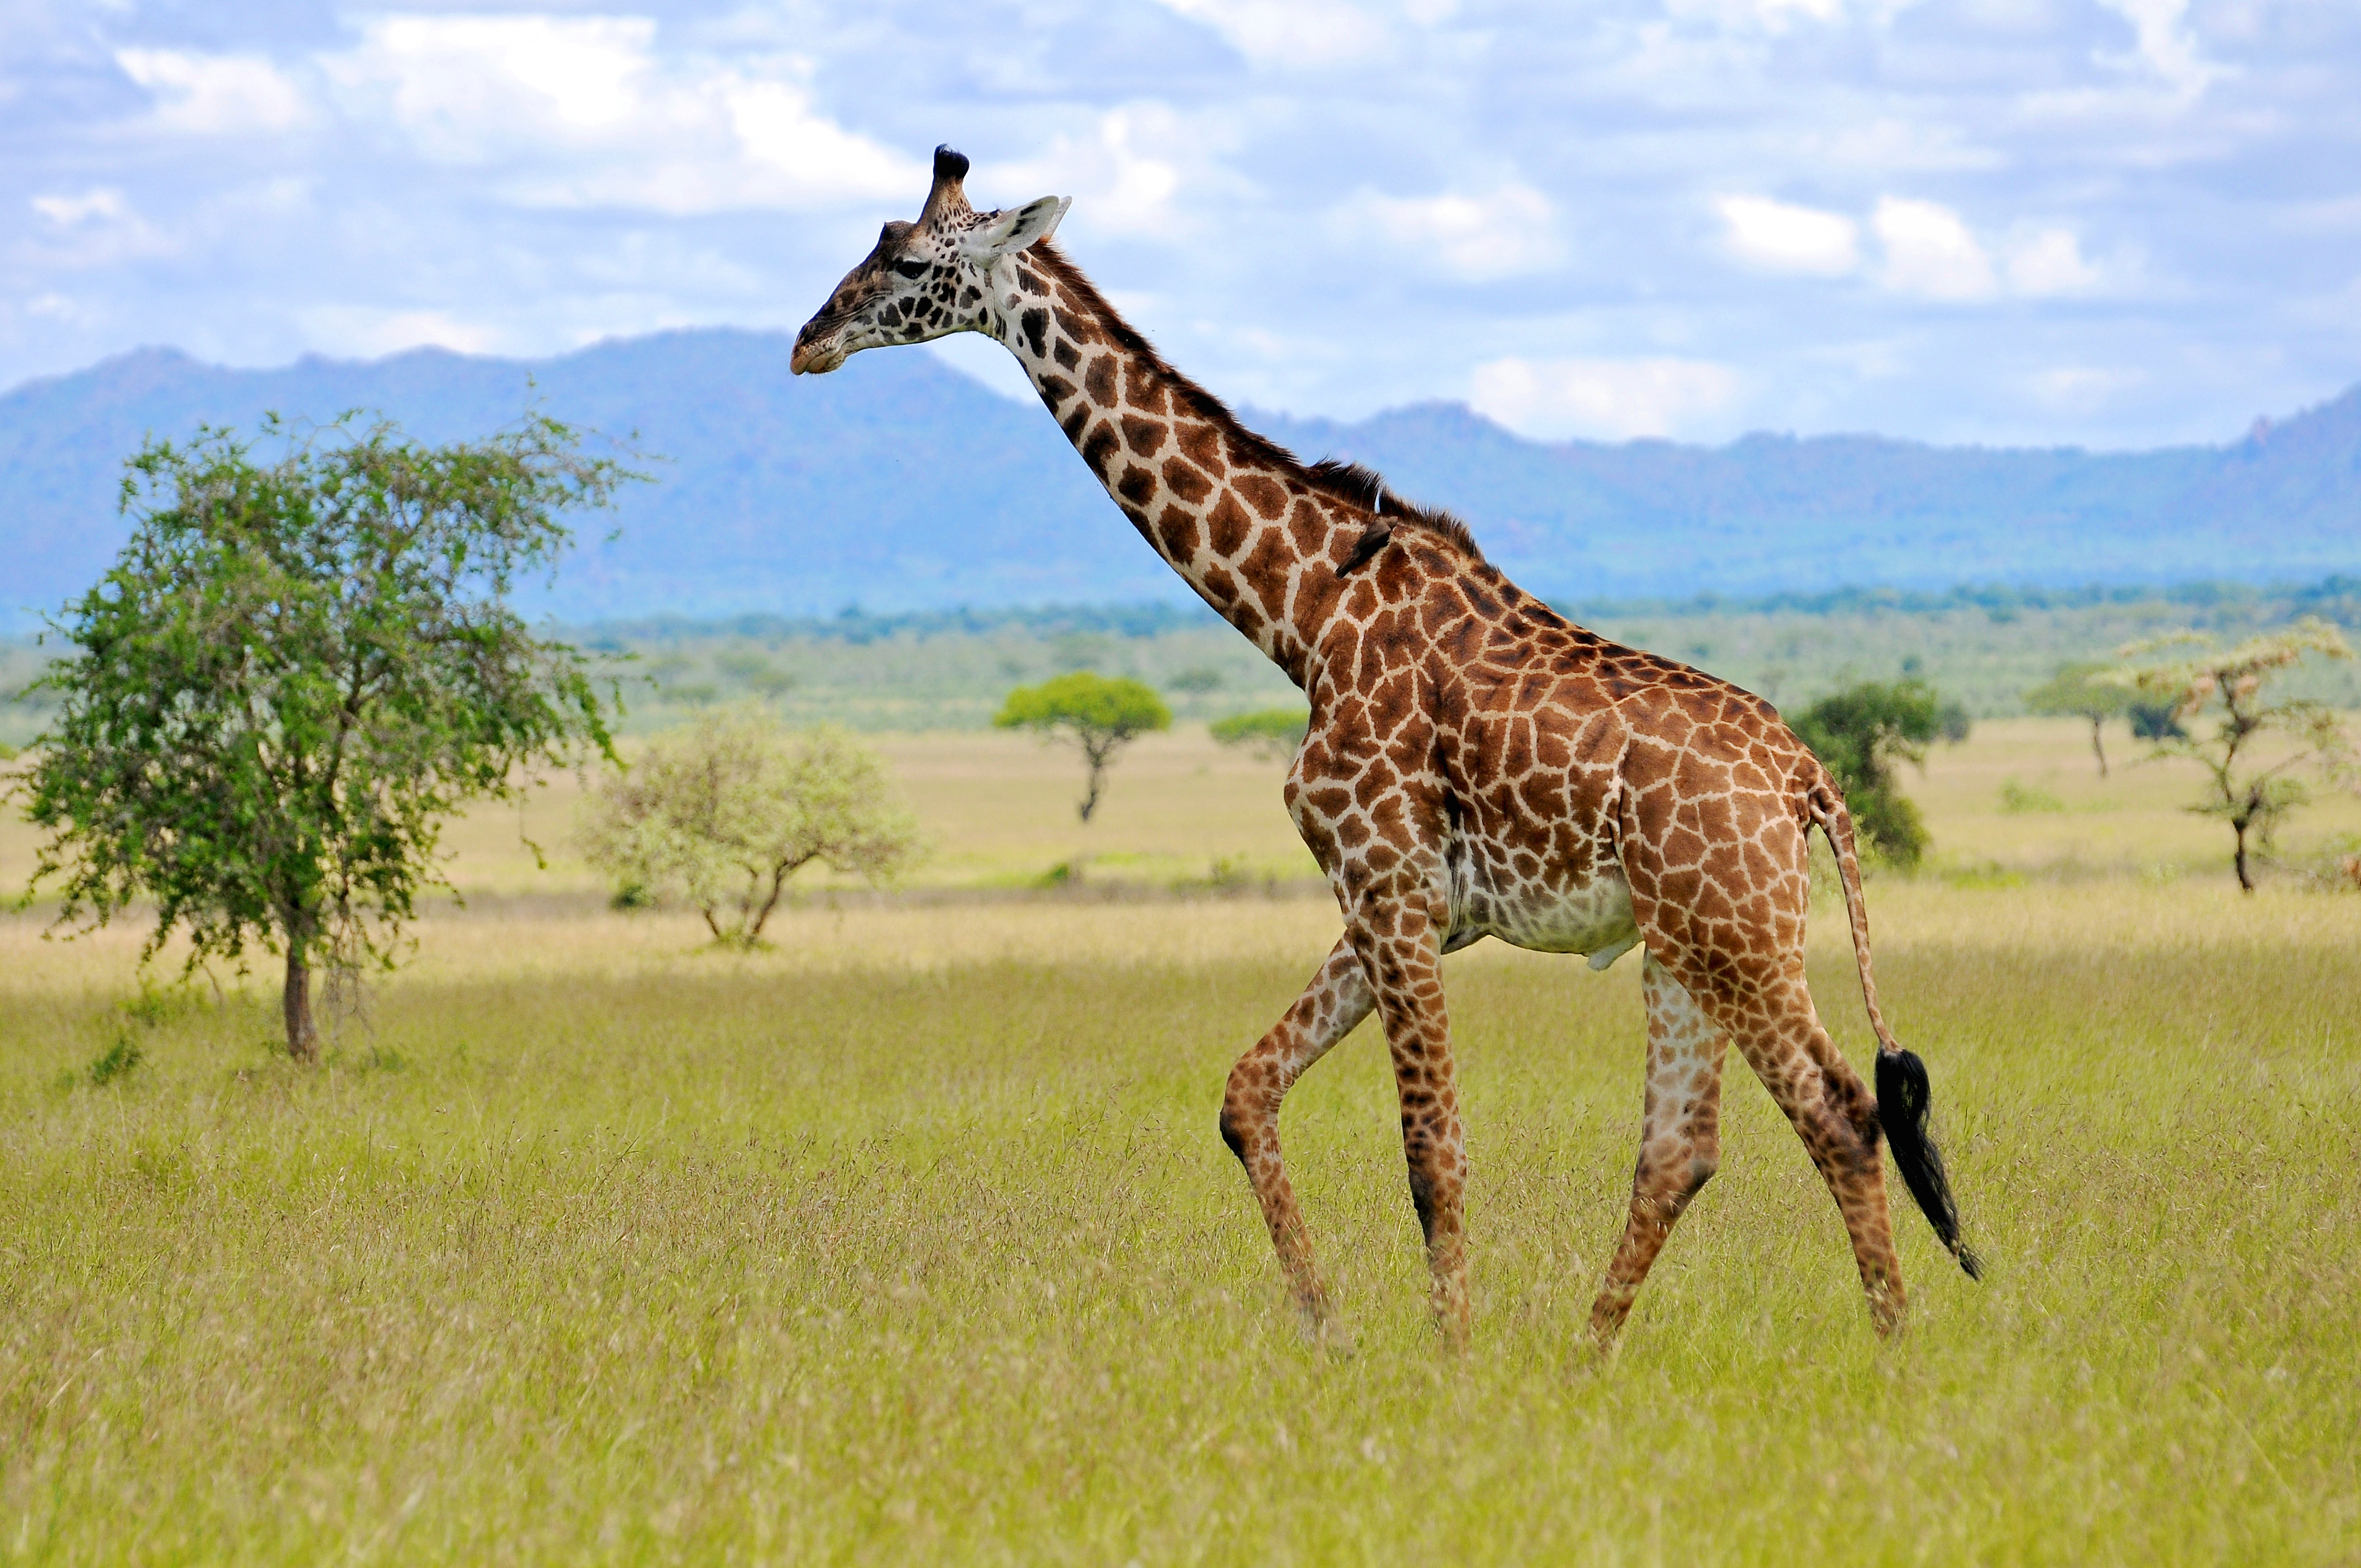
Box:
[792,146,1980,1347]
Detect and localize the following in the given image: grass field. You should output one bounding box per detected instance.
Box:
[3,723,2358,1563]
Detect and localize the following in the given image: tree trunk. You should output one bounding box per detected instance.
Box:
[283,946,319,1062]
[2234,823,2255,894]
[1078,763,1104,823]
[2089,716,2108,779]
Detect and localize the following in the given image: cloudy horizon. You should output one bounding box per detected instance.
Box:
[6,1,2358,451]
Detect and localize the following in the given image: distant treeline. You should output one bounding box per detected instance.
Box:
[574,575,2361,649]
[1559,574,2361,625]
[576,601,1216,649]
[8,576,2357,743]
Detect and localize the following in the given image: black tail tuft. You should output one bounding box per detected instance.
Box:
[1876,1047,1982,1280]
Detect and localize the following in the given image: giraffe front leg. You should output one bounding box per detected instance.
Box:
[1220,936,1374,1331]
[1589,953,1731,1352]
[1343,888,1470,1349]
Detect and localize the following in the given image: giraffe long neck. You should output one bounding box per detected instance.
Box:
[986,246,1361,685]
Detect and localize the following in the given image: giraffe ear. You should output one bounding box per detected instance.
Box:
[959,196,1071,259]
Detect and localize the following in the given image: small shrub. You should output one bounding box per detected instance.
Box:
[1999,778,2068,814]
[87,1031,144,1087]
[579,711,921,947]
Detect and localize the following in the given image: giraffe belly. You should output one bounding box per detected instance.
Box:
[1448,853,1640,965]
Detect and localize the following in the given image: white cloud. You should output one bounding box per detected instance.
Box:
[993,109,1188,237]
[1873,196,1997,300]
[32,189,134,227]
[1725,194,2108,301]
[1345,184,1559,280]
[1665,0,1846,30]
[117,48,311,134]
[2096,0,2226,97]
[1716,194,1859,275]
[1803,117,2001,173]
[300,306,502,359]
[2005,228,2103,296]
[1470,356,1739,440]
[330,15,659,156]
[1150,0,1390,67]
[324,15,920,212]
[2029,364,2145,413]
[25,187,169,266]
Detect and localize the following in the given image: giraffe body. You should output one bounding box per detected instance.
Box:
[795,148,1977,1348]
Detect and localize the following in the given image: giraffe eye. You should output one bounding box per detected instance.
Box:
[893,258,929,280]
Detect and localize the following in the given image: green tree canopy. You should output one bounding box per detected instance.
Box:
[1787,678,1944,866]
[1209,707,1309,761]
[2112,618,2355,891]
[2025,660,2133,777]
[993,672,1172,823]
[576,711,920,947]
[11,415,631,1059]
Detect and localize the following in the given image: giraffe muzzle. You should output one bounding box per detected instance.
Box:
[789,334,840,375]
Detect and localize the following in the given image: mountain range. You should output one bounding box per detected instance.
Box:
[3,329,2356,630]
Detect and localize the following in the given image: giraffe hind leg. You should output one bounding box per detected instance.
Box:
[1679,950,1908,1336]
[1220,935,1373,1329]
[1589,952,1731,1350]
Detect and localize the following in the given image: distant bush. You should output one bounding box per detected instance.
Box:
[1999,778,2068,814]
[578,711,920,946]
[994,673,1172,823]
[2026,662,2132,775]
[2113,619,2357,892]
[2128,701,2187,741]
[1788,679,1944,867]
[1210,707,1309,761]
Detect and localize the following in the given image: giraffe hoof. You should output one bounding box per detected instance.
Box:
[1291,1297,1355,1355]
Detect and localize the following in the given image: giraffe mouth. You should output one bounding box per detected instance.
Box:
[789,335,844,375]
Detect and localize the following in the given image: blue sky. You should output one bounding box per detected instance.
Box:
[5,1,2358,447]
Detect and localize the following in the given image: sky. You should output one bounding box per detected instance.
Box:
[4,0,2359,448]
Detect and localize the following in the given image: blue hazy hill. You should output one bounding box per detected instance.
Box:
[3,328,2357,629]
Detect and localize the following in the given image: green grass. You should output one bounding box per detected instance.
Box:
[4,883,2357,1564]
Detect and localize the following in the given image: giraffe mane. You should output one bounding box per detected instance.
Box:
[1025,239,1486,564]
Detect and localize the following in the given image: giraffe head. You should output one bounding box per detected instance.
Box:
[791,146,1070,375]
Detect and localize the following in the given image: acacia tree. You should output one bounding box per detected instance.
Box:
[576,712,919,946]
[1788,679,1944,867]
[994,672,1171,823]
[1210,707,1309,761]
[13,416,630,1059]
[2025,661,2131,777]
[2113,619,2356,891]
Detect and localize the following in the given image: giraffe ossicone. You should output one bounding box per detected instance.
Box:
[793,144,1980,1348]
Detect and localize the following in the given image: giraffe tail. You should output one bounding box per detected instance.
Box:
[1807,780,1983,1282]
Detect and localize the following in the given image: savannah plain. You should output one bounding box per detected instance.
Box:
[3,717,2357,1564]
